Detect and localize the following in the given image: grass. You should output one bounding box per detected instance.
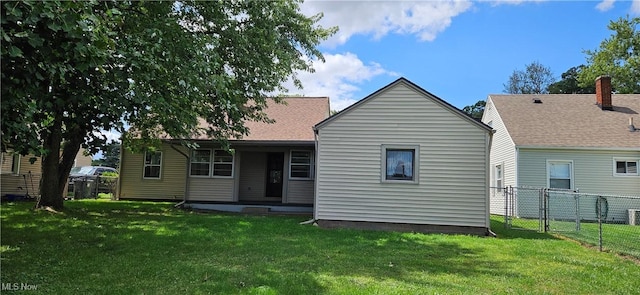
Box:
[550,221,640,259]
[501,216,640,259]
[1,200,639,294]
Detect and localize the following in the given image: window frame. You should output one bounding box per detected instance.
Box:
[495,164,503,191]
[613,158,639,177]
[143,151,162,179]
[381,145,419,184]
[546,160,573,190]
[289,150,314,180]
[189,149,212,177]
[11,153,20,175]
[212,149,234,178]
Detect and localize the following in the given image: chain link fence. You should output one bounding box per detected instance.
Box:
[491,186,640,258]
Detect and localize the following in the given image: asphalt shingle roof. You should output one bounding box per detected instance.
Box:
[240,97,330,141]
[489,94,640,149]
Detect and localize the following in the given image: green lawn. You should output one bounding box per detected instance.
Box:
[551,221,640,259]
[2,200,639,294]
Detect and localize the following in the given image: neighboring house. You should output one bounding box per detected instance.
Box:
[0,148,93,197]
[482,76,640,221]
[117,97,330,205]
[313,78,495,235]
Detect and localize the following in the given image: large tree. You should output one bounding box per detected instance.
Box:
[1,1,336,209]
[548,65,595,94]
[578,16,640,93]
[503,61,555,94]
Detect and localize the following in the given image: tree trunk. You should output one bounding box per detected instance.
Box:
[38,119,64,210]
[38,120,84,210]
[57,138,82,197]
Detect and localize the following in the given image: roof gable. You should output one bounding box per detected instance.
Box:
[314,77,492,133]
[489,94,640,148]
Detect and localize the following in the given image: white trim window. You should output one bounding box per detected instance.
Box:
[190,149,211,177]
[143,151,162,179]
[382,145,419,183]
[290,150,313,179]
[614,159,639,176]
[213,150,233,177]
[495,164,503,191]
[548,160,572,189]
[11,153,20,175]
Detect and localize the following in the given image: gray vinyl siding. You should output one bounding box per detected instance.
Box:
[287,180,314,204]
[316,82,491,227]
[517,148,640,221]
[119,143,187,200]
[518,148,640,195]
[482,98,518,214]
[238,151,266,201]
[188,178,234,201]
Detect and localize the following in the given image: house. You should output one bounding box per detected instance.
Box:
[1,148,93,198]
[313,78,495,235]
[117,97,330,208]
[482,76,640,221]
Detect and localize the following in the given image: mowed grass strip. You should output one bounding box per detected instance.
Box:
[1,200,639,294]
[548,220,640,259]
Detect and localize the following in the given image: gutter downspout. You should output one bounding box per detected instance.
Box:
[169,143,190,208]
[301,129,320,225]
[486,130,497,237]
[514,146,519,188]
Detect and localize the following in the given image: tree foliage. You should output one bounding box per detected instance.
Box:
[1,0,336,209]
[462,100,485,120]
[91,143,121,169]
[578,16,640,94]
[503,61,555,94]
[548,65,595,94]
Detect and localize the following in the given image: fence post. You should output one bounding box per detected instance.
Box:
[504,186,510,229]
[543,189,549,233]
[597,196,603,252]
[538,188,543,232]
[575,194,580,231]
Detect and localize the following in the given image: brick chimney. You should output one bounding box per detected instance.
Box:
[595,76,612,110]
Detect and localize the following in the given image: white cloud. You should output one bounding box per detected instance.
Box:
[596,0,615,12]
[632,0,640,14]
[301,0,473,46]
[594,0,640,14]
[281,52,397,111]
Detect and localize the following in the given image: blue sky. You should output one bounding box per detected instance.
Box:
[97,0,639,149]
[288,0,640,111]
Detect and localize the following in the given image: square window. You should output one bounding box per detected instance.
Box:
[382,146,418,183]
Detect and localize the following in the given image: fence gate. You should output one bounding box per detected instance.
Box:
[501,186,546,231]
